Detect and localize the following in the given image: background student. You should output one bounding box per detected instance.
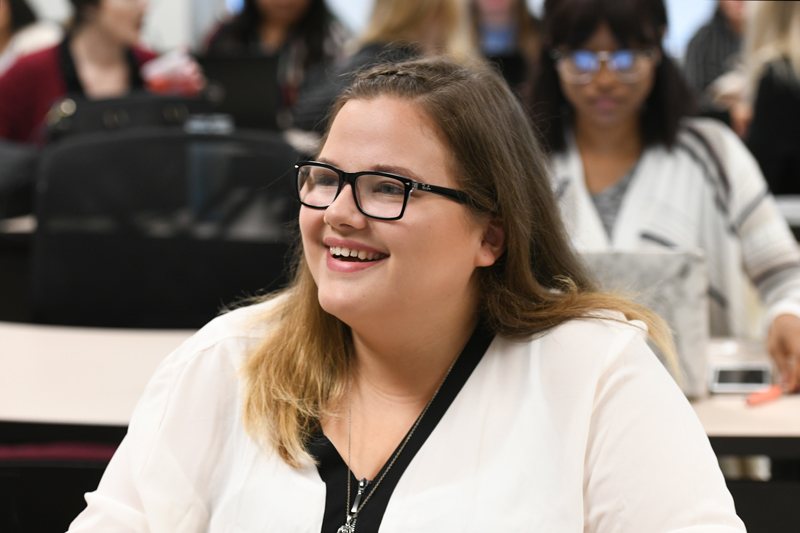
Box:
[529,0,800,391]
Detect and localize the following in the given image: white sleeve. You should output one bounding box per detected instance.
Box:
[583,328,746,533]
[713,123,800,327]
[67,331,247,532]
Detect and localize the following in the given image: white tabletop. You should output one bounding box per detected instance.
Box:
[2,321,800,438]
[0,321,193,426]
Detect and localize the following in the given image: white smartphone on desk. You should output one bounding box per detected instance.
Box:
[709,363,772,393]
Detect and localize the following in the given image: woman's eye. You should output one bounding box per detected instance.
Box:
[373,180,405,195]
[312,174,339,187]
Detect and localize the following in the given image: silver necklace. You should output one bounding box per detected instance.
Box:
[337,358,458,533]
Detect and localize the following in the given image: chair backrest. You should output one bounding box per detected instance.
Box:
[46,92,215,142]
[31,127,300,328]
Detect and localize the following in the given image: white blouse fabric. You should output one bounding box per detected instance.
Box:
[68,301,745,532]
[550,117,800,338]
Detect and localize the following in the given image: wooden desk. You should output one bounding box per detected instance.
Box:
[693,394,800,457]
[0,321,193,426]
[2,319,800,438]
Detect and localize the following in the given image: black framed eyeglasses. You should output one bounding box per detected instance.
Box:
[550,48,659,84]
[295,161,471,221]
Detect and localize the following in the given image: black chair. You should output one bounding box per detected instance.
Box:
[30,127,300,328]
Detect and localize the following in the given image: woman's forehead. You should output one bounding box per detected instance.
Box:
[318,97,456,185]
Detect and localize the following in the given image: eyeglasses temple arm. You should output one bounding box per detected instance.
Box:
[411,182,470,204]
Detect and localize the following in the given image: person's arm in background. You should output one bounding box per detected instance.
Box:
[0,56,36,142]
[704,121,800,391]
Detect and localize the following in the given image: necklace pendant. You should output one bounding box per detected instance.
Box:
[337,515,356,533]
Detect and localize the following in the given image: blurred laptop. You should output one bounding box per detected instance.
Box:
[580,250,709,398]
[197,55,280,131]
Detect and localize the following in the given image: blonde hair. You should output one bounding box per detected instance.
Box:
[358,0,475,59]
[241,56,677,468]
[745,1,800,94]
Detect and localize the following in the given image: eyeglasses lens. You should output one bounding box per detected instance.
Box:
[298,165,340,206]
[355,174,406,218]
[611,50,636,72]
[560,49,649,84]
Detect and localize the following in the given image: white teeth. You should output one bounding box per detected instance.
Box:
[328,246,386,261]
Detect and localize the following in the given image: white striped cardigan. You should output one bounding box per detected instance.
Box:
[550,117,800,337]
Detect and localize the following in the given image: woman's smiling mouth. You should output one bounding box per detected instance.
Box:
[329,246,388,262]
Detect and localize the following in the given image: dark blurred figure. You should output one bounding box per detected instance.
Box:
[683,1,745,125]
[744,1,800,196]
[470,0,540,95]
[293,0,475,133]
[0,0,61,76]
[204,0,349,129]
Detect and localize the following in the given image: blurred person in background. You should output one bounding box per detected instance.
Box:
[0,0,202,144]
[683,0,746,126]
[0,0,61,76]
[529,0,800,391]
[292,0,475,134]
[743,1,800,196]
[470,0,541,95]
[204,0,350,129]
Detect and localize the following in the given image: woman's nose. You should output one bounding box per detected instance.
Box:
[323,183,368,229]
[593,61,617,87]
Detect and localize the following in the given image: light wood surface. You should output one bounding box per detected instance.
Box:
[0,321,193,426]
[3,320,800,438]
[691,394,800,438]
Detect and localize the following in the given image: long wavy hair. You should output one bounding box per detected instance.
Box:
[745,1,800,91]
[240,55,676,468]
[358,0,474,59]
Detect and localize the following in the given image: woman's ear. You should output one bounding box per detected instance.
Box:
[476,218,506,267]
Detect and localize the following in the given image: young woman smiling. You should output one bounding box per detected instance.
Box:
[69,57,744,532]
[530,0,800,391]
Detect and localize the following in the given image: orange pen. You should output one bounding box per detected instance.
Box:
[746,385,784,406]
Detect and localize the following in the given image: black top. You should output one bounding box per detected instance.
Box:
[746,58,800,195]
[683,10,741,111]
[58,36,144,97]
[307,322,496,533]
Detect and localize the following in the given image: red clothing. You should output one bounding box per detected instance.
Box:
[0,43,156,144]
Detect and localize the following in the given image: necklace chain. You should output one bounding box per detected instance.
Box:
[342,355,459,530]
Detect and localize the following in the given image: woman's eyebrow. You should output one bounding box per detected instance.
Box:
[314,159,424,182]
[369,164,423,181]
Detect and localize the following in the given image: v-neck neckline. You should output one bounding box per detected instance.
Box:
[307,322,496,533]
